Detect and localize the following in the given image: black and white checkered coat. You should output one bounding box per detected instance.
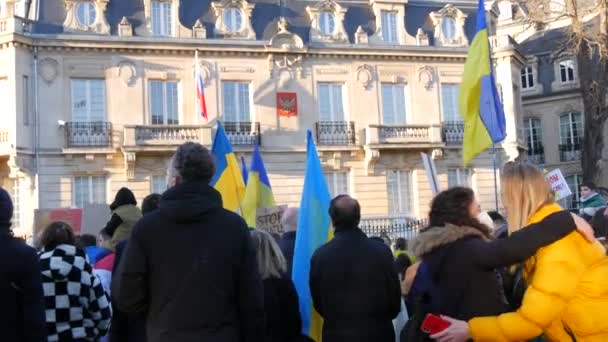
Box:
[39,244,112,341]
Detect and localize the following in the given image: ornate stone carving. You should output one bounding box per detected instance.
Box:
[117,60,137,87]
[364,147,380,176]
[266,18,305,52]
[417,66,435,90]
[39,58,59,85]
[268,54,304,86]
[355,26,368,45]
[193,58,214,86]
[212,0,256,40]
[430,5,469,47]
[431,148,443,160]
[118,17,133,37]
[416,28,429,46]
[355,64,374,90]
[306,0,349,44]
[63,0,111,35]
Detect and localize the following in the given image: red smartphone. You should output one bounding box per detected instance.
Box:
[420,313,451,335]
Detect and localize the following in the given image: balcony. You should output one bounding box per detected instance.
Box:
[442,121,464,145]
[223,122,261,146]
[315,121,356,146]
[365,125,443,148]
[527,144,545,164]
[559,143,582,162]
[123,125,212,152]
[66,122,113,148]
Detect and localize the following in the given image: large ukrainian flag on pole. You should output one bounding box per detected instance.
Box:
[210,122,246,213]
[459,0,506,165]
[242,145,275,227]
[292,130,333,341]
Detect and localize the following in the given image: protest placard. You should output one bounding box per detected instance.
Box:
[256,205,287,235]
[545,169,572,201]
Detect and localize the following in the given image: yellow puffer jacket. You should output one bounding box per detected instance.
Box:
[469,204,608,341]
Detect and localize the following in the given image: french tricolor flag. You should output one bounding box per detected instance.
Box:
[195,50,208,121]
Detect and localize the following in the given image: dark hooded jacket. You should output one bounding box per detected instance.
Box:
[409,210,578,320]
[113,181,264,342]
[0,228,46,342]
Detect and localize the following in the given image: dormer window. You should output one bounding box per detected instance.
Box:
[441,16,456,40]
[319,11,335,35]
[224,7,242,33]
[430,5,468,47]
[559,60,575,83]
[151,1,172,36]
[521,66,534,89]
[76,2,96,26]
[381,11,398,43]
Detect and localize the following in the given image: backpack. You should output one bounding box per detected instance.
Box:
[400,261,442,342]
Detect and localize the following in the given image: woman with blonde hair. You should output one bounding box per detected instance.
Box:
[432,162,608,342]
[250,229,303,342]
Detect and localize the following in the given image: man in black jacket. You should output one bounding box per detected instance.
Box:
[310,195,401,342]
[278,207,298,276]
[0,187,46,342]
[114,142,264,342]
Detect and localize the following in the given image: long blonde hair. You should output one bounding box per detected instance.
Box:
[250,229,287,280]
[501,162,554,233]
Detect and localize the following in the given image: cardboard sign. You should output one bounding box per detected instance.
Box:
[35,208,83,236]
[545,169,572,201]
[421,152,441,195]
[256,205,287,235]
[277,92,297,117]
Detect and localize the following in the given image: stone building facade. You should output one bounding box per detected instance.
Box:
[0,0,532,236]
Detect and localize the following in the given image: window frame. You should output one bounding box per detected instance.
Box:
[148,80,180,125]
[559,112,583,146]
[559,59,575,83]
[563,174,582,210]
[151,175,167,194]
[317,82,346,122]
[318,11,336,35]
[75,1,97,27]
[523,117,543,155]
[325,171,350,199]
[71,79,106,122]
[441,16,457,40]
[381,83,408,125]
[151,0,173,36]
[521,66,535,90]
[221,81,252,123]
[224,7,243,33]
[440,83,462,123]
[386,170,413,216]
[447,168,471,189]
[73,175,107,208]
[380,10,398,44]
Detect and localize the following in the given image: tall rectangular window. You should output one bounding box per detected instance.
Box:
[73,176,106,208]
[149,80,179,125]
[151,175,167,194]
[381,11,398,43]
[387,170,413,215]
[521,66,534,89]
[563,174,582,210]
[71,79,106,122]
[441,84,461,122]
[559,112,583,146]
[524,117,544,161]
[11,179,20,230]
[222,81,251,122]
[152,1,172,36]
[559,60,575,83]
[318,83,345,122]
[23,76,30,126]
[448,168,471,188]
[325,171,349,199]
[381,83,408,125]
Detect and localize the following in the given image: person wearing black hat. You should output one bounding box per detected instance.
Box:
[0,187,47,341]
[102,187,142,251]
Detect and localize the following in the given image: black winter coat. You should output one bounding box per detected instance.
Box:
[0,229,46,342]
[310,227,401,342]
[262,275,302,342]
[410,210,577,320]
[113,181,265,342]
[278,231,296,276]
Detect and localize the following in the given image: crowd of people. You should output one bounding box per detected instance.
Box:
[2,141,608,342]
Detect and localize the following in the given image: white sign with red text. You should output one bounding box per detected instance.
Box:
[545,169,572,201]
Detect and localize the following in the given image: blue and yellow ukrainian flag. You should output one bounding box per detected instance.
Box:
[292,130,333,341]
[240,155,249,184]
[242,145,275,227]
[459,0,506,165]
[210,122,246,213]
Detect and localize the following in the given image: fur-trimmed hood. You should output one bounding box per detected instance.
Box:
[413,224,489,258]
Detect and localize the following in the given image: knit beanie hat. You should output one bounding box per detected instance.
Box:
[110,187,137,211]
[0,187,14,227]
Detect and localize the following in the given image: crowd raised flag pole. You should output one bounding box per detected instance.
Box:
[210,122,246,213]
[459,0,507,209]
[242,145,276,228]
[292,130,333,341]
[195,50,208,122]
